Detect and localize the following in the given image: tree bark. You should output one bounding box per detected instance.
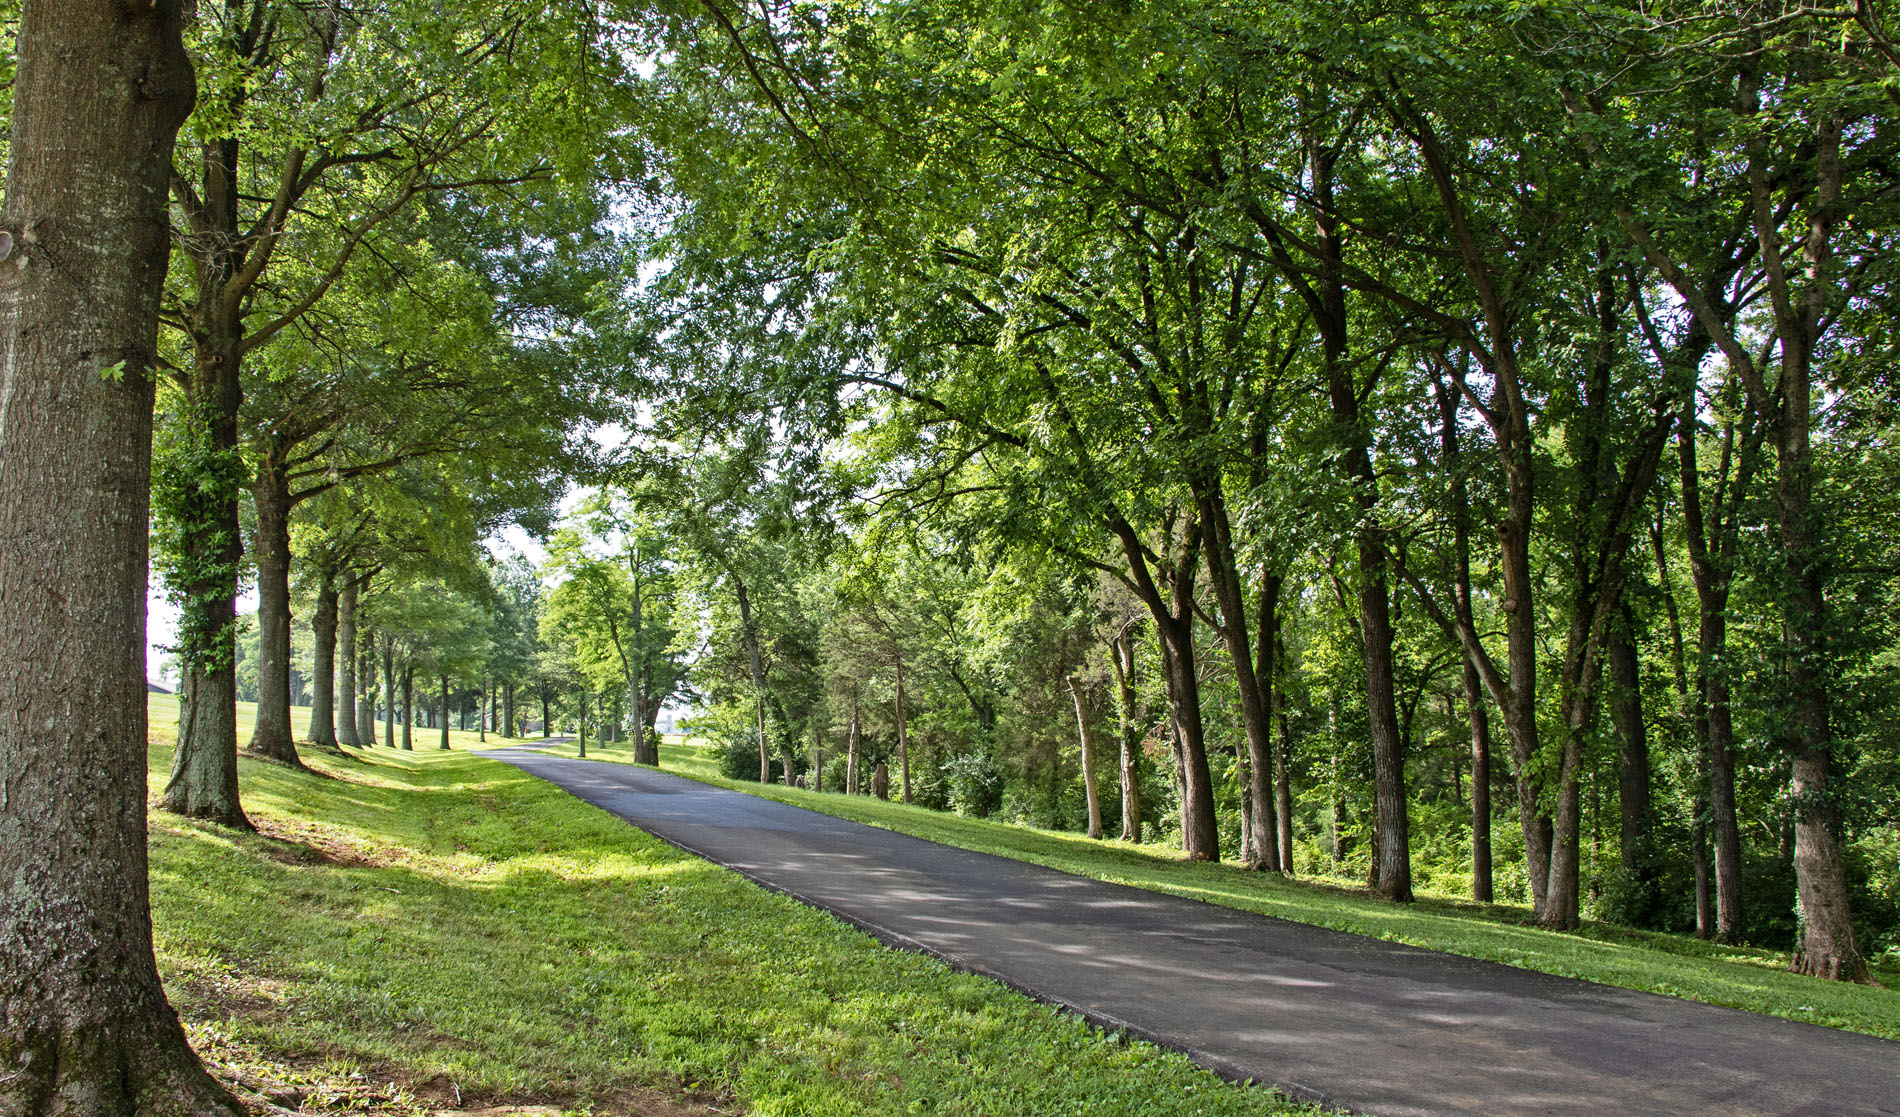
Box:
[439,675,451,749]
[503,683,516,740]
[1066,676,1104,839]
[336,575,360,745]
[1610,602,1652,890]
[0,3,245,1112]
[246,459,302,765]
[577,689,588,758]
[309,567,339,747]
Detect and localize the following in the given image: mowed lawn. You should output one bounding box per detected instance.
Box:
[144,696,1322,1116]
[540,735,1900,1045]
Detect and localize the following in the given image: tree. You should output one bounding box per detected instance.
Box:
[0,2,244,1111]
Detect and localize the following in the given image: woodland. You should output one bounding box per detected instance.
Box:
[2,1,1900,1113]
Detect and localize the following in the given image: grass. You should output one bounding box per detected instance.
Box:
[540,735,1900,1046]
[145,696,1323,1116]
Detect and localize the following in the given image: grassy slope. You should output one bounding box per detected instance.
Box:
[536,736,1900,1044]
[146,697,1319,1116]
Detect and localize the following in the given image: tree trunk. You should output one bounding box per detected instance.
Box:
[159,328,245,818]
[1274,683,1296,875]
[503,683,515,740]
[1066,676,1103,840]
[872,761,889,800]
[309,568,339,747]
[1309,134,1407,900]
[1156,562,1218,860]
[357,644,375,746]
[1777,374,1865,980]
[0,4,244,1112]
[439,675,451,749]
[400,664,414,751]
[1109,628,1143,842]
[1610,602,1652,897]
[1195,492,1280,869]
[336,575,360,746]
[246,461,302,765]
[895,659,912,804]
[847,698,861,795]
[541,691,551,740]
[578,689,588,758]
[381,637,397,748]
[1107,509,1216,860]
[732,576,772,782]
[161,265,245,822]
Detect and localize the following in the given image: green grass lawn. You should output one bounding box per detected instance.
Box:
[542,735,1900,1045]
[145,697,1322,1116]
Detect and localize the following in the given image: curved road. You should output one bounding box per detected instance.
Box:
[485,745,1899,1116]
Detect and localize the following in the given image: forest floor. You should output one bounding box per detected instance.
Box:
[539,735,1900,1044]
[144,697,1325,1117]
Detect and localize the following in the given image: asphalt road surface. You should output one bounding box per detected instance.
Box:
[484,744,1900,1116]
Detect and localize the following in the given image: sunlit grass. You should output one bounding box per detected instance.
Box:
[143,702,1323,1116]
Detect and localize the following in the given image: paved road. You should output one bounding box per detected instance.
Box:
[484,745,1899,1116]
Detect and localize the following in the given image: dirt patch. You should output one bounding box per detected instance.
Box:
[250,815,401,869]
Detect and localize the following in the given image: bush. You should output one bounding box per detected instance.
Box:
[943,751,1005,818]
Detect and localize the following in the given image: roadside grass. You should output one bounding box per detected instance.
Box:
[145,700,1323,1116]
[552,738,1900,1044]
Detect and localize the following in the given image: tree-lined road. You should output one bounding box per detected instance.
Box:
[486,746,1899,1117]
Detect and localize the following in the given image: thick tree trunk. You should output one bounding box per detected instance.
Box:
[336,576,359,745]
[0,4,244,1113]
[1777,402,1866,980]
[1066,677,1104,839]
[541,691,551,740]
[439,675,451,749]
[1610,604,1652,894]
[1110,628,1143,842]
[159,332,245,818]
[309,568,339,747]
[577,690,588,758]
[246,462,302,765]
[503,683,515,740]
[1358,538,1412,902]
[162,294,245,818]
